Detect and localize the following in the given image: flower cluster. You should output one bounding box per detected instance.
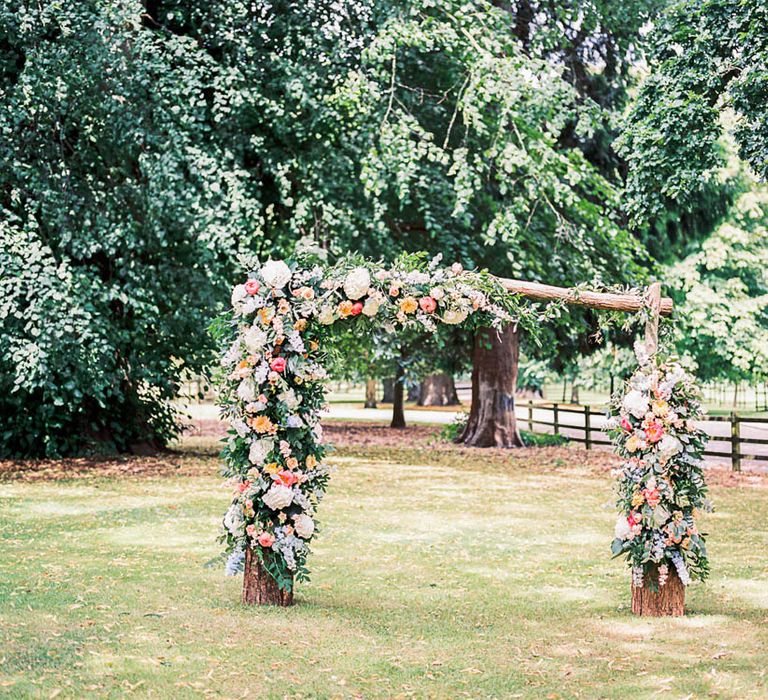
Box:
[606,345,711,589]
[215,253,522,591]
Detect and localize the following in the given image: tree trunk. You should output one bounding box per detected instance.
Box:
[382,378,395,403]
[391,364,406,428]
[631,565,685,617]
[242,547,293,606]
[418,373,461,406]
[459,326,523,447]
[364,378,377,408]
[571,381,580,404]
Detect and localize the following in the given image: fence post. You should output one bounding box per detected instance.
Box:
[731,411,741,472]
[553,403,559,435]
[528,400,533,432]
[584,405,592,450]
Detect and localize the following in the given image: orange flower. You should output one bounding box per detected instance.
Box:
[305,454,317,469]
[277,299,291,314]
[399,297,418,314]
[294,319,307,331]
[258,307,274,325]
[309,340,319,351]
[338,300,354,318]
[285,457,299,470]
[263,462,279,475]
[250,415,275,434]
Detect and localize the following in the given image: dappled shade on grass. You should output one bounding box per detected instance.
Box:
[1,435,767,697]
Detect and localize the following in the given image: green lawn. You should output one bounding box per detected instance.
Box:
[1,436,767,699]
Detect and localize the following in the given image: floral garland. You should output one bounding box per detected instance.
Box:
[606,345,711,589]
[214,253,530,591]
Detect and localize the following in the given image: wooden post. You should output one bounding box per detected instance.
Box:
[631,565,685,616]
[644,281,662,357]
[553,403,559,435]
[242,547,293,606]
[731,411,741,472]
[584,405,592,450]
[527,400,533,432]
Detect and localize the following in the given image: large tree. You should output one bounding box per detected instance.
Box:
[0,2,269,456]
[618,0,768,225]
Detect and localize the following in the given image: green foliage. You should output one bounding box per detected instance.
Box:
[666,188,768,383]
[0,3,262,455]
[618,0,768,224]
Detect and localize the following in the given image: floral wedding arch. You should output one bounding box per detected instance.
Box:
[213,254,710,615]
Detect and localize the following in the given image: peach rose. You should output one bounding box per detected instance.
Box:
[257,531,275,548]
[399,297,418,314]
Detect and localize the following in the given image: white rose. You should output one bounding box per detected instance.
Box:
[293,514,315,539]
[231,284,247,310]
[622,389,649,419]
[614,515,631,540]
[362,297,381,317]
[318,305,335,325]
[244,325,268,353]
[262,484,294,511]
[231,418,249,438]
[248,438,274,465]
[223,504,244,536]
[343,267,371,300]
[451,262,463,275]
[260,260,292,289]
[237,378,257,403]
[658,434,682,458]
[430,287,445,301]
[443,308,468,325]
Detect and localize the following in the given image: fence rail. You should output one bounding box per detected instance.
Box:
[521,400,768,471]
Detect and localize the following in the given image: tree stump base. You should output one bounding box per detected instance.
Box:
[242,547,294,606]
[631,565,685,616]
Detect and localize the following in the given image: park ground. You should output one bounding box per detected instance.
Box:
[1,424,768,699]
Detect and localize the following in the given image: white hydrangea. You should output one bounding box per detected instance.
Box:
[614,515,631,540]
[231,284,247,311]
[262,484,294,511]
[223,503,244,536]
[318,306,335,325]
[237,378,257,403]
[231,418,249,438]
[293,514,315,539]
[260,260,292,289]
[244,325,268,353]
[443,308,468,325]
[343,267,371,300]
[658,434,683,458]
[249,438,274,465]
[362,296,381,317]
[622,389,649,419]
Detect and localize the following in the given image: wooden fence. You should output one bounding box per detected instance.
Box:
[521,400,768,472]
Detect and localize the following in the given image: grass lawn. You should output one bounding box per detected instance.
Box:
[1,426,767,699]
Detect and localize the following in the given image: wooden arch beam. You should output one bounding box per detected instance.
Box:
[498,278,673,316]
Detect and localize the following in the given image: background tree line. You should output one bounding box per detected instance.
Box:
[1,0,766,456]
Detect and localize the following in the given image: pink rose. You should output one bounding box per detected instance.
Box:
[644,420,664,443]
[419,296,437,313]
[244,279,260,295]
[270,357,287,373]
[620,417,632,432]
[257,531,275,548]
[275,469,299,487]
[350,302,363,316]
[643,487,661,508]
[246,524,256,537]
[237,480,250,493]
